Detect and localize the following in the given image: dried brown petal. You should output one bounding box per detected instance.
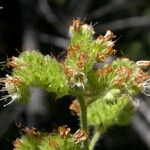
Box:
[77,53,88,70]
[13,138,23,149]
[58,126,71,139]
[113,76,123,87]
[72,18,82,32]
[104,30,116,41]
[69,100,80,116]
[73,129,88,144]
[2,56,23,70]
[23,127,37,136]
[133,71,149,87]
[68,46,76,59]
[96,48,116,62]
[136,60,150,69]
[98,65,113,77]
[64,66,73,78]
[68,45,80,59]
[0,75,22,86]
[96,53,107,62]
[97,35,105,44]
[48,140,59,148]
[118,66,133,80]
[106,47,116,56]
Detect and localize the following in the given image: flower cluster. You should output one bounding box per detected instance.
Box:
[14,126,88,150]
[1,51,69,105]
[0,19,150,150]
[66,19,150,127]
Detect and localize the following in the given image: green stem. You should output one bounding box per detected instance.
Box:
[89,127,101,150]
[78,94,89,150]
[89,126,106,150]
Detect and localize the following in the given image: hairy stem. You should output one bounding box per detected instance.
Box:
[89,126,106,150]
[89,127,101,150]
[78,94,89,150]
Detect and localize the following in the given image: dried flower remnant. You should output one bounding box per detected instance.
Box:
[96,30,115,44]
[107,47,116,55]
[96,35,105,44]
[73,129,88,144]
[141,79,150,96]
[68,46,76,59]
[132,71,149,88]
[104,30,116,41]
[72,18,82,32]
[16,123,41,137]
[96,53,107,62]
[48,140,59,148]
[113,76,123,87]
[58,126,71,139]
[136,60,150,70]
[64,66,74,78]
[69,100,80,116]
[112,66,133,88]
[118,66,133,80]
[22,127,38,136]
[76,52,88,70]
[1,56,24,71]
[13,126,44,150]
[98,65,113,77]
[96,48,116,62]
[134,60,150,88]
[0,75,21,107]
[68,45,80,59]
[81,24,95,35]
[13,138,23,149]
[96,31,116,62]
[69,71,87,90]
[6,57,19,68]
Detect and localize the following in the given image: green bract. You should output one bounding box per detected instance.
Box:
[87,94,134,126]
[38,135,80,150]
[14,134,80,150]
[13,51,69,103]
[14,136,37,150]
